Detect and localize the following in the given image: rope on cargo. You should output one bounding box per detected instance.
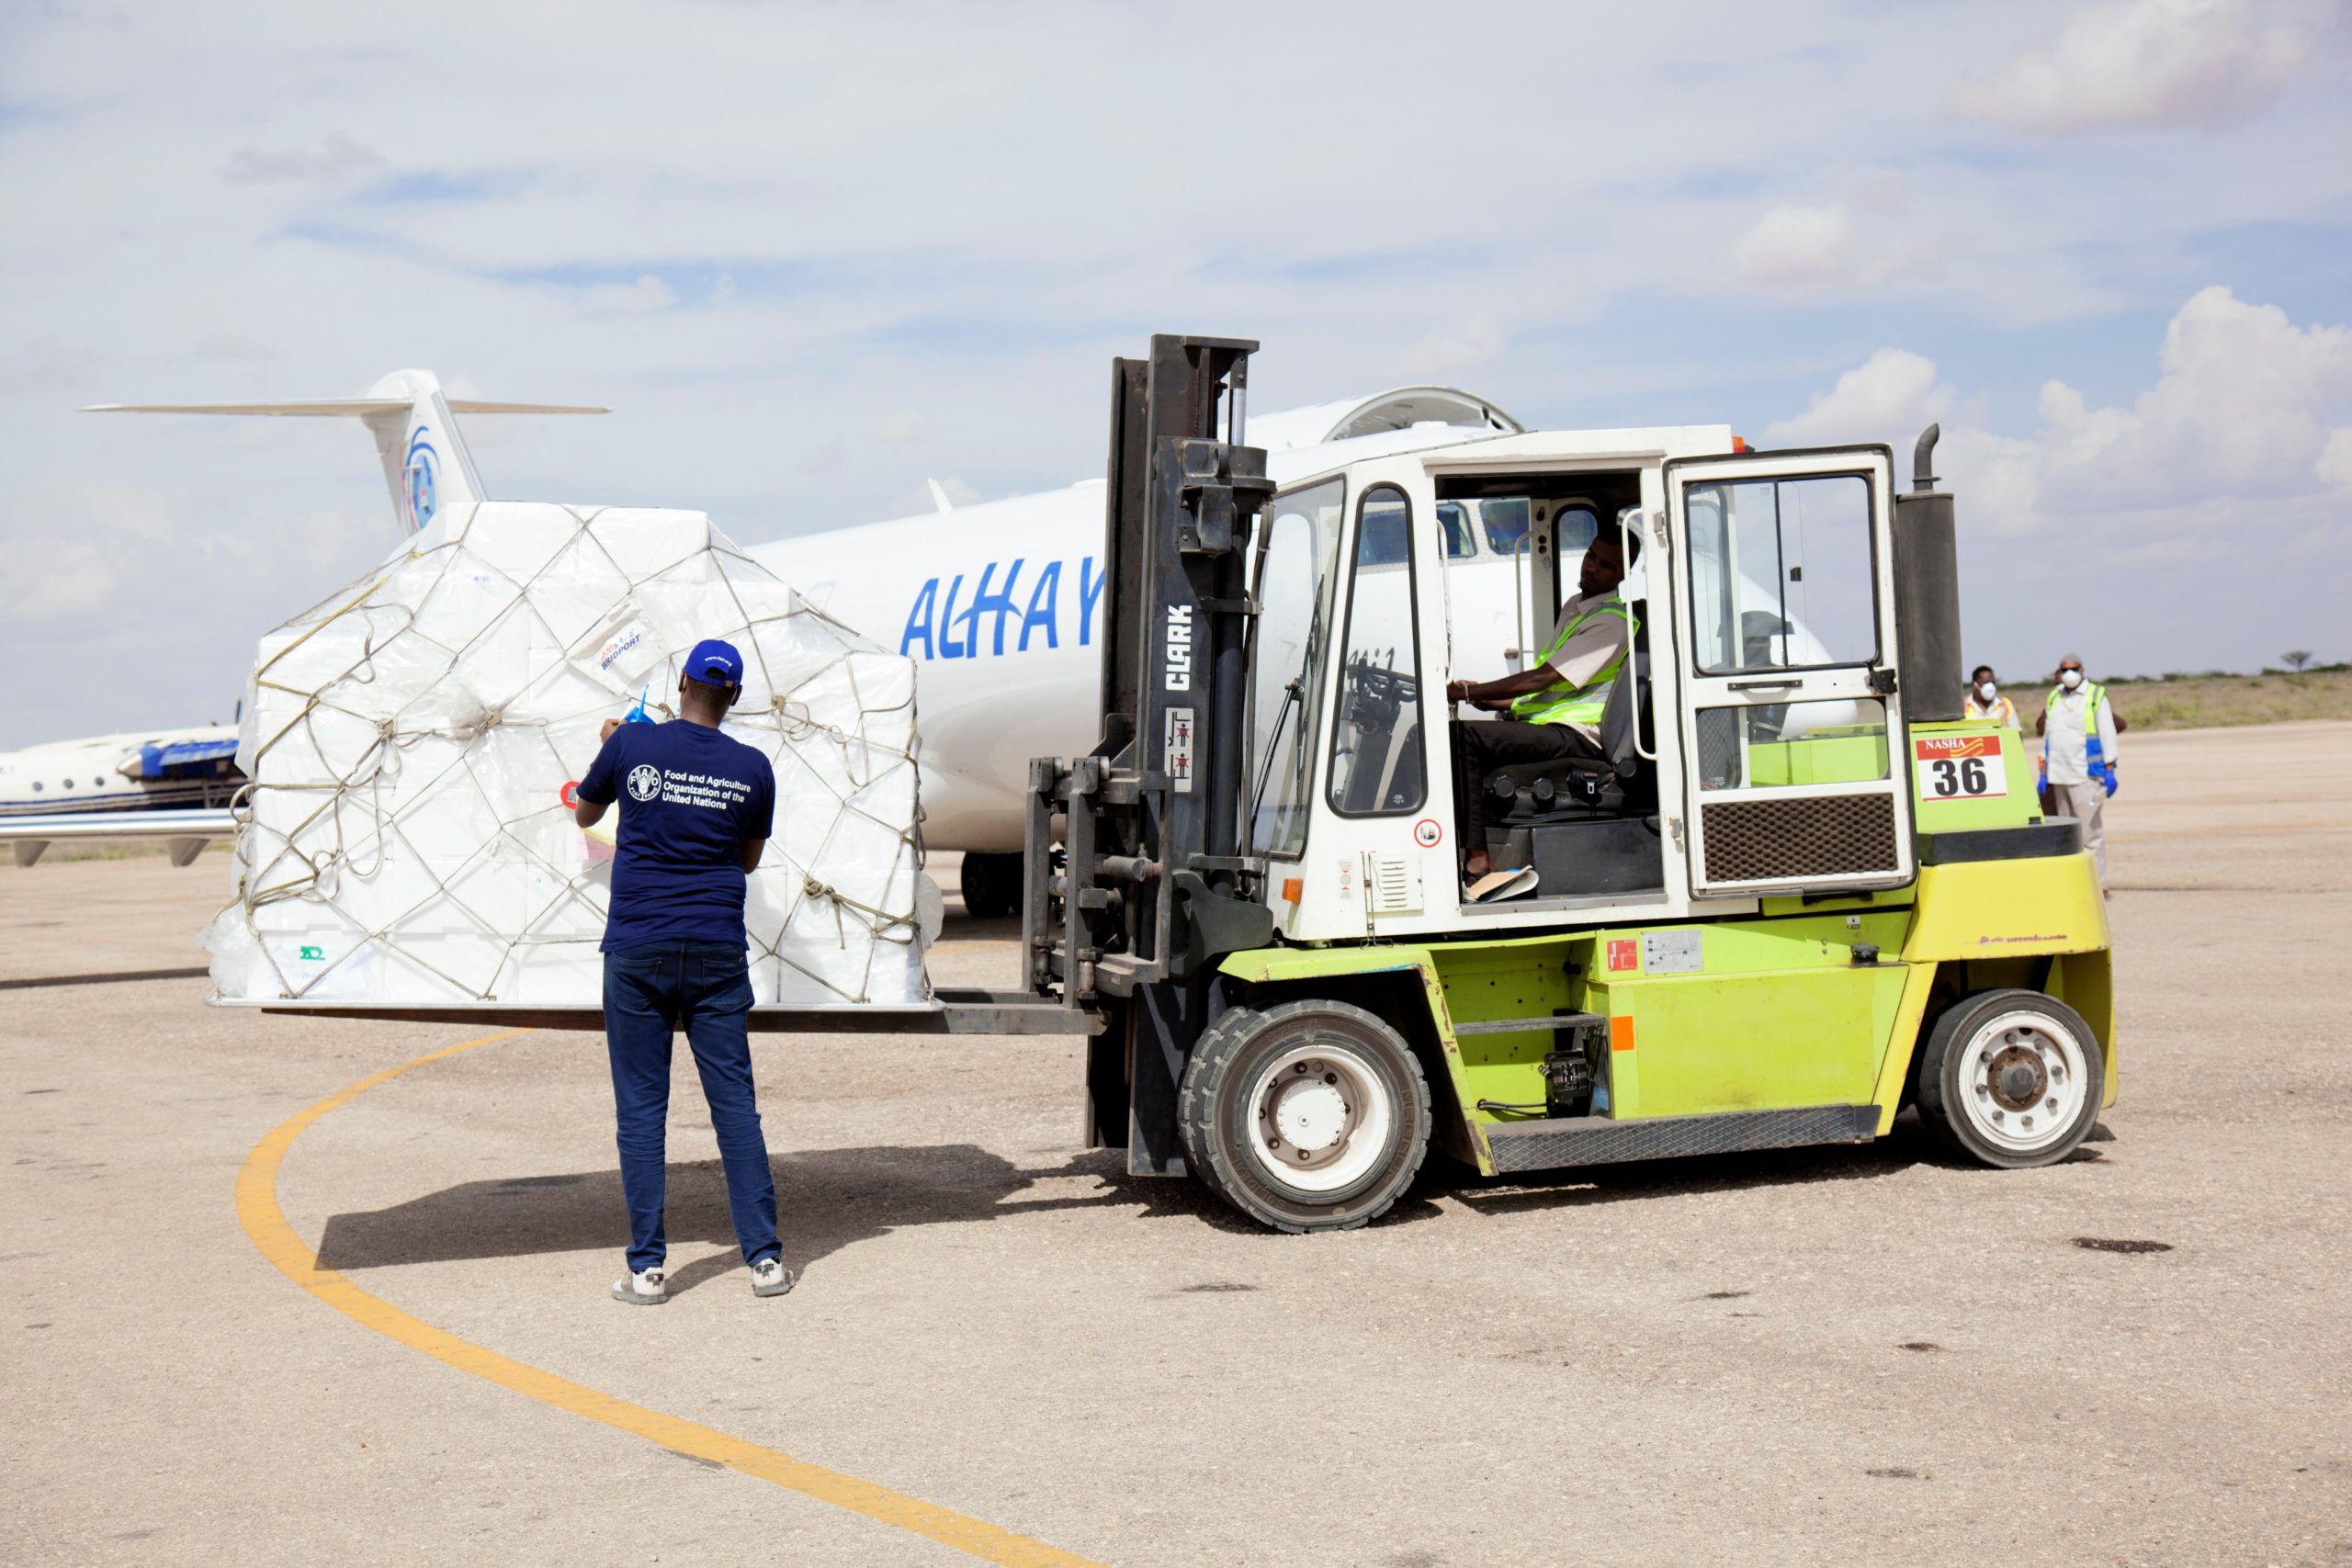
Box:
[214,504,922,1007]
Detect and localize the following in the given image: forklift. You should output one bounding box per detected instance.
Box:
[1024,334,2113,1233]
[239,332,2113,1238]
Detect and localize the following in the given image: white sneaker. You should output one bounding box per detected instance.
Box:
[751,1258,796,1298]
[612,1266,667,1306]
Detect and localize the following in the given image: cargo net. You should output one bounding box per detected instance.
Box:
[202,502,926,1010]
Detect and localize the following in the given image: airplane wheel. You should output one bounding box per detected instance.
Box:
[1177,999,1430,1233]
[1917,989,2102,1169]
[958,852,1021,919]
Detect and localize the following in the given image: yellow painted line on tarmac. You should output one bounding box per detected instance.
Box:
[236,1029,1106,1568]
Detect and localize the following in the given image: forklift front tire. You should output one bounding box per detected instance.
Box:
[1178,999,1431,1234]
[1917,988,2103,1170]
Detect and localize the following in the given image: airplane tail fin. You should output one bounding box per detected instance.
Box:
[85,368,606,534]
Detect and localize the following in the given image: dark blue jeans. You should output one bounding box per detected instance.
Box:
[602,942,780,1274]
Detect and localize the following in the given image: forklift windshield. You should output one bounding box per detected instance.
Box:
[1248,479,1345,857]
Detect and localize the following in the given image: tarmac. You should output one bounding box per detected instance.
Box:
[4,720,2346,1566]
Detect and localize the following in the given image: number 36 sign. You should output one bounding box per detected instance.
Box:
[1915,733,2006,799]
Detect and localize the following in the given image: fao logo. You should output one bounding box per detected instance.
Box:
[627,764,662,802]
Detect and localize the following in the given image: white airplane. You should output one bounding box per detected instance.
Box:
[0,371,604,867]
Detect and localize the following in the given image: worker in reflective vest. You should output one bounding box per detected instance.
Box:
[1445,528,1637,886]
[2036,654,2120,896]
[1964,664,2019,728]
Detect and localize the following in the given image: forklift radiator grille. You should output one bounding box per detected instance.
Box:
[1701,794,1898,884]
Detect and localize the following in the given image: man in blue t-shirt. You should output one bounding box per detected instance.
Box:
[574,637,793,1306]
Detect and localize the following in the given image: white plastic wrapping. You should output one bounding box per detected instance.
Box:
[203,502,924,1008]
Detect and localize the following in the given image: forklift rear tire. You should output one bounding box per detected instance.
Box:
[1177,999,1431,1233]
[959,852,1020,920]
[1917,988,2103,1169]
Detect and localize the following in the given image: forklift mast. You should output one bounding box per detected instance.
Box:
[1023,335,1277,1174]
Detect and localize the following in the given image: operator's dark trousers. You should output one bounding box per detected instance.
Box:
[603,941,781,1274]
[1451,718,1601,860]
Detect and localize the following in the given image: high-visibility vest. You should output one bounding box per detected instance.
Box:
[2041,680,2110,776]
[1964,693,2018,728]
[1511,597,1635,727]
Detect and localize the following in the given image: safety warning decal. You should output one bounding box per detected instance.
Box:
[1606,938,1639,973]
[1165,707,1195,795]
[1916,733,2007,799]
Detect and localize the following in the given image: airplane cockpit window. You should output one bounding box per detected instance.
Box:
[1248,479,1345,859]
[1552,503,1600,557]
[1435,502,1478,559]
[1352,501,1414,568]
[1480,498,1532,555]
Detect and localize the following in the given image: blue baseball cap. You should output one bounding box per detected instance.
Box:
[684,637,744,687]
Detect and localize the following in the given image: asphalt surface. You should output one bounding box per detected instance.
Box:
[4,721,2347,1566]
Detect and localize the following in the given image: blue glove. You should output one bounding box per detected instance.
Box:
[2098,764,2118,798]
[625,683,655,725]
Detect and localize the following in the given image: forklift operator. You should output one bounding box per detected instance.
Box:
[1444,529,1639,883]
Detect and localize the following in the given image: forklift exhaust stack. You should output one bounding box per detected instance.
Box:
[1894,423,1963,723]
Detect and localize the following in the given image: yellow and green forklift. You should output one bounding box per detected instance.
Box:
[1026,335,2112,1232]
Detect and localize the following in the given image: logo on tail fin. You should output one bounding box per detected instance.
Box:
[403,425,439,531]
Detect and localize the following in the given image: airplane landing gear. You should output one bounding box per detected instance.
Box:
[959,851,1022,920]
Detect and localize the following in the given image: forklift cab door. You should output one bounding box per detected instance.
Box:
[1664,446,1917,897]
[1250,455,1446,932]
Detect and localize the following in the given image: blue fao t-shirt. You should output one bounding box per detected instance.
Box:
[578,720,776,953]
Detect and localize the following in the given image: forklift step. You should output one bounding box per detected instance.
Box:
[1483,1103,1880,1173]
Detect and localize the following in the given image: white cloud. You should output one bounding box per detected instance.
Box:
[2032,285,2352,508]
[220,133,388,186]
[577,275,676,314]
[0,535,115,618]
[1732,204,1863,290]
[1775,288,2352,536]
[2320,427,2352,494]
[875,411,935,445]
[1727,200,1943,294]
[1394,317,1505,377]
[1951,0,2320,135]
[1766,348,1954,447]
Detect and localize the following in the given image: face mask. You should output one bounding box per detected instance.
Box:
[1976,682,1997,701]
[2060,670,2083,691]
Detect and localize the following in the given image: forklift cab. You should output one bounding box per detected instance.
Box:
[1246,434,1918,940]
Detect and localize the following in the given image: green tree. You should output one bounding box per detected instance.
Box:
[2282,649,2313,672]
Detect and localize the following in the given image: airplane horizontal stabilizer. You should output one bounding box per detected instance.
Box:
[83,369,607,535]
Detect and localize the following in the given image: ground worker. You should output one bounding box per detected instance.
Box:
[2035,654,2120,896]
[1445,526,1637,888]
[1965,664,2018,728]
[572,637,795,1305]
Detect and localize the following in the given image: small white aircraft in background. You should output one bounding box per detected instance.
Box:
[0,371,604,867]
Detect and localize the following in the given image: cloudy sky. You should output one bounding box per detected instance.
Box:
[3,0,2347,746]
